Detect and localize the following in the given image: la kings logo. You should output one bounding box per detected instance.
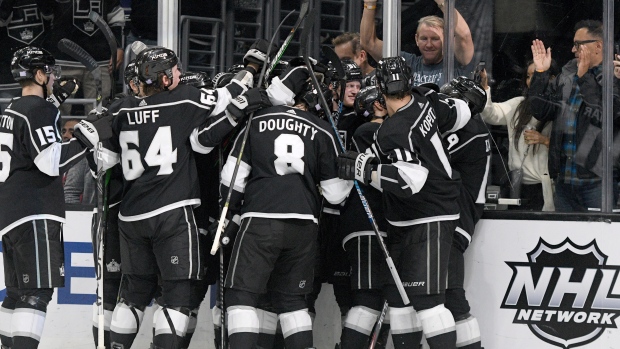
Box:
[501,238,620,348]
[73,0,102,36]
[7,4,45,44]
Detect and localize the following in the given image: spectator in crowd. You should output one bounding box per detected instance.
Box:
[125,0,158,47]
[43,0,124,116]
[529,20,620,212]
[360,0,474,86]
[62,118,96,205]
[333,32,374,76]
[480,59,558,211]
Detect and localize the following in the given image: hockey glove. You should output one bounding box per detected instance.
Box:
[73,111,114,149]
[243,39,278,66]
[227,87,272,122]
[207,215,241,247]
[337,150,379,185]
[213,72,234,88]
[47,78,79,107]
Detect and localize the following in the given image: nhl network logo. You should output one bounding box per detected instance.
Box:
[501,238,620,348]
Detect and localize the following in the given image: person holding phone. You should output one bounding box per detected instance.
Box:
[479,57,557,211]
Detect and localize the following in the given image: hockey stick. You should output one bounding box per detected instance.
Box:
[368,300,389,349]
[88,10,117,98]
[57,38,102,113]
[301,14,410,305]
[57,37,109,349]
[210,0,310,255]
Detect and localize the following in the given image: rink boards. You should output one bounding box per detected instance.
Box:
[1,210,620,348]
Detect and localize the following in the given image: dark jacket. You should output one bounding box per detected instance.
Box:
[528,59,620,180]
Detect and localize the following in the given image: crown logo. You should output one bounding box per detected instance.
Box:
[84,20,95,32]
[20,28,34,40]
[106,259,121,272]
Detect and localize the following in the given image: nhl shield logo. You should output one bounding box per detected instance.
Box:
[501,238,620,348]
[23,274,30,284]
[299,280,306,289]
[106,259,121,272]
[171,256,179,265]
[7,4,45,44]
[73,0,102,36]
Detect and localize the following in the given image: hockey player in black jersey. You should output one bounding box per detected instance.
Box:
[0,47,88,349]
[438,77,490,349]
[218,68,353,349]
[339,85,391,349]
[308,59,366,333]
[74,46,261,349]
[338,56,476,349]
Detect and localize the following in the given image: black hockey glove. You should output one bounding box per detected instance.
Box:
[337,150,379,185]
[213,72,234,88]
[73,110,114,149]
[207,216,241,247]
[47,77,79,107]
[243,39,278,66]
[227,87,272,122]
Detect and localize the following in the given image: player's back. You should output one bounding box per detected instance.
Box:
[109,85,209,221]
[0,96,65,233]
[239,105,341,222]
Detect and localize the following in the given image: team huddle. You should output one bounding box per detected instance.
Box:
[0,26,489,349]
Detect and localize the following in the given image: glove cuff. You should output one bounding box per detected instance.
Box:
[244,49,269,66]
[73,120,100,149]
[355,153,376,184]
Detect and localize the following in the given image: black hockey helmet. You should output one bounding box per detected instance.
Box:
[135,47,178,87]
[180,71,214,89]
[342,59,363,82]
[11,46,57,81]
[354,85,384,118]
[124,59,138,87]
[296,79,332,118]
[375,56,413,96]
[439,76,487,115]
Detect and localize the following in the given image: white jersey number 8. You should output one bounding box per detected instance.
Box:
[120,127,178,180]
[274,134,304,175]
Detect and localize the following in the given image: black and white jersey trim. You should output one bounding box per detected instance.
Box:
[455,226,472,245]
[0,215,65,237]
[448,134,489,155]
[221,156,251,193]
[439,98,470,133]
[387,213,459,227]
[240,212,318,224]
[118,199,200,222]
[342,230,387,248]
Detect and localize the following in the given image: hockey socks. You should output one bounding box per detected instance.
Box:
[179,307,198,349]
[279,309,313,349]
[92,302,113,348]
[11,299,49,349]
[153,307,190,348]
[0,298,15,348]
[256,308,278,349]
[389,306,423,349]
[109,301,145,348]
[227,305,260,349]
[340,306,379,349]
[418,304,457,349]
[455,314,481,348]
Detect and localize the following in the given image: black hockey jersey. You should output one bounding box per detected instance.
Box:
[220,105,352,223]
[0,0,53,87]
[336,106,365,151]
[100,84,241,221]
[443,114,490,247]
[340,121,388,243]
[0,96,87,235]
[371,88,471,225]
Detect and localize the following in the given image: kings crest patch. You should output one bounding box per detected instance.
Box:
[7,4,44,44]
[73,0,102,36]
[501,238,620,348]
